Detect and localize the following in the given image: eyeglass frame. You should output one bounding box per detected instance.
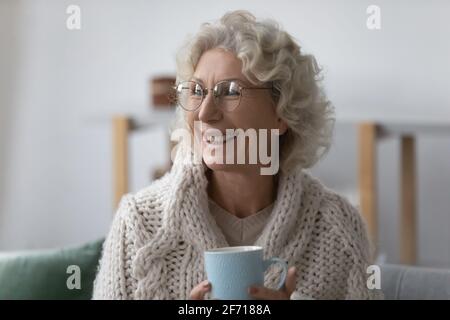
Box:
[173,79,274,112]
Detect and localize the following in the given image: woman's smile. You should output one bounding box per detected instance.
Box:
[203,130,238,146]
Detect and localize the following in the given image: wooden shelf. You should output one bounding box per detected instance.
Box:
[127,108,176,131]
[338,117,450,136]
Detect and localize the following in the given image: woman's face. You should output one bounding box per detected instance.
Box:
[187,48,287,175]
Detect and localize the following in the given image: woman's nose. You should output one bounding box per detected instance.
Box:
[197,91,222,122]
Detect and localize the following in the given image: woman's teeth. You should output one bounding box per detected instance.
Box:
[205,133,236,145]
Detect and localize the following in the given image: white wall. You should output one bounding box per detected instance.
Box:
[0,0,449,267]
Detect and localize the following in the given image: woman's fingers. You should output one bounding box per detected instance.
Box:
[248,266,297,300]
[248,285,286,300]
[285,266,297,294]
[189,280,211,300]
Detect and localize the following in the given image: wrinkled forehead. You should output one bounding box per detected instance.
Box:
[192,48,255,86]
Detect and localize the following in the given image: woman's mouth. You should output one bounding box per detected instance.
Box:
[203,132,237,145]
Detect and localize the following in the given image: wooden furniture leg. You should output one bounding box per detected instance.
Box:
[113,116,130,210]
[358,123,378,246]
[400,135,417,265]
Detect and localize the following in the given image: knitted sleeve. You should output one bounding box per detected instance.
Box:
[289,192,384,300]
[92,195,137,299]
[338,197,384,300]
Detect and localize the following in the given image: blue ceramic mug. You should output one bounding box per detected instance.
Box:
[204,246,288,300]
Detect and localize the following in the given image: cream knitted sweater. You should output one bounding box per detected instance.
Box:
[93,144,382,300]
[208,198,274,246]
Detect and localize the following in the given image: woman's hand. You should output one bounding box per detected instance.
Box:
[248,266,297,300]
[189,280,211,300]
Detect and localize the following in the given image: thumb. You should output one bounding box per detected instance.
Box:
[284,266,297,294]
[189,280,211,300]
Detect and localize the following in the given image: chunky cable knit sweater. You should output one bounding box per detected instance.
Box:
[93,143,382,300]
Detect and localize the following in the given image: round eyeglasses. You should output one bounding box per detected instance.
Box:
[174,80,272,112]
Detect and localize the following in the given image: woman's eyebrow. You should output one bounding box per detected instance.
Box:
[190,76,250,85]
[220,77,248,84]
[191,76,204,83]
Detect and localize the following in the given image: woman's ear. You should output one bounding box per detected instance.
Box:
[277,118,288,135]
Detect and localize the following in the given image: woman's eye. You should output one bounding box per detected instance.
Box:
[191,85,203,96]
[226,88,239,96]
[225,83,240,96]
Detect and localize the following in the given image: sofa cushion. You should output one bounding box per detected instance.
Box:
[381,263,450,300]
[0,238,104,300]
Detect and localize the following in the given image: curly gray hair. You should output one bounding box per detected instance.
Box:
[173,10,335,174]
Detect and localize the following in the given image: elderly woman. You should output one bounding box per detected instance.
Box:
[93,11,382,300]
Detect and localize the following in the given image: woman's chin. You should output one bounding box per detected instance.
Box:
[203,155,261,174]
[203,154,237,172]
[203,159,233,172]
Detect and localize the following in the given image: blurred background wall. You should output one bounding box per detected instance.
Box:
[0,0,449,267]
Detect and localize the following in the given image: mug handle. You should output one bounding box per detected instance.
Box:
[263,257,288,290]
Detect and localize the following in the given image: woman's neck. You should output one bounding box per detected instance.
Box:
[206,169,278,219]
